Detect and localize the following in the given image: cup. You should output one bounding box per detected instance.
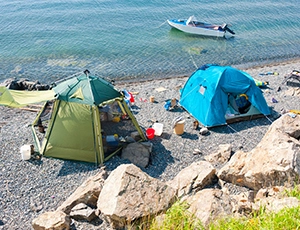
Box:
[149,96,155,103]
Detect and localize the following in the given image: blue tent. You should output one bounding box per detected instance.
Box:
[180,65,270,127]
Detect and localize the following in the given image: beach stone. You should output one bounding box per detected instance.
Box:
[199,127,209,135]
[97,164,176,229]
[32,210,71,230]
[167,161,216,197]
[184,188,232,226]
[130,131,143,141]
[205,144,232,164]
[57,168,107,214]
[70,203,96,221]
[121,142,152,168]
[217,114,300,190]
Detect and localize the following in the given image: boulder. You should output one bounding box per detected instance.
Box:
[184,188,232,226]
[97,164,176,229]
[121,142,152,168]
[205,144,232,164]
[230,192,254,215]
[57,168,107,214]
[253,197,300,214]
[218,114,300,190]
[70,203,96,222]
[255,186,286,200]
[32,210,70,230]
[167,161,216,197]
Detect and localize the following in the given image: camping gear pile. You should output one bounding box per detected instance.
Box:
[282,70,300,85]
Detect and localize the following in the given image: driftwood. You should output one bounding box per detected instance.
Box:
[19,104,44,112]
[19,107,40,112]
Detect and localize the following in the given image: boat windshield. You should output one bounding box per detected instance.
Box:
[186,15,197,25]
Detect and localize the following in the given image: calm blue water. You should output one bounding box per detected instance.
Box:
[0,0,300,83]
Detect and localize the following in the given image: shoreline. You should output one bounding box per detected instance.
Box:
[241,57,300,73]
[1,57,300,86]
[1,58,300,229]
[110,57,300,85]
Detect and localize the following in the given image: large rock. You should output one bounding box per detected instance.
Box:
[253,185,300,213]
[218,114,300,190]
[167,161,216,197]
[97,164,176,229]
[57,168,107,214]
[253,196,300,213]
[32,210,70,230]
[184,188,233,226]
[205,144,232,164]
[121,142,152,168]
[70,203,96,221]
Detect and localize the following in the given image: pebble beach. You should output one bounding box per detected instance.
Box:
[1,59,300,229]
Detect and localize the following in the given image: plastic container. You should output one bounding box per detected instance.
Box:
[173,120,185,135]
[146,128,155,139]
[20,145,31,160]
[152,123,163,136]
[106,135,119,147]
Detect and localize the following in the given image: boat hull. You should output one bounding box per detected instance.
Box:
[167,19,226,38]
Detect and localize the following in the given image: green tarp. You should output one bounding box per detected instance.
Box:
[0,86,55,107]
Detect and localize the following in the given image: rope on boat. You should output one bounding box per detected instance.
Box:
[188,50,198,69]
[156,20,167,28]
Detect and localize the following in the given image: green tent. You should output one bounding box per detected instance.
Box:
[32,73,146,164]
[0,73,146,164]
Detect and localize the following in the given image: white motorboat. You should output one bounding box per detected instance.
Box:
[167,15,235,38]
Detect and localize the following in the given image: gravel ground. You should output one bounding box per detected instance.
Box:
[1,60,300,229]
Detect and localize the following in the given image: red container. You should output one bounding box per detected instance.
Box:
[146,128,155,140]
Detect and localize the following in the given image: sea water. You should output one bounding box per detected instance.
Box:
[0,0,299,83]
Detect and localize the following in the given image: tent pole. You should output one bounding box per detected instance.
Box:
[30,102,49,152]
[120,99,147,141]
[92,105,104,165]
[40,100,60,154]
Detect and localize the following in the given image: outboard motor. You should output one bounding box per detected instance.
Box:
[221,23,235,35]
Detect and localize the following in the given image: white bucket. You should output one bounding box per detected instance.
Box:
[152,123,163,136]
[20,145,31,161]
